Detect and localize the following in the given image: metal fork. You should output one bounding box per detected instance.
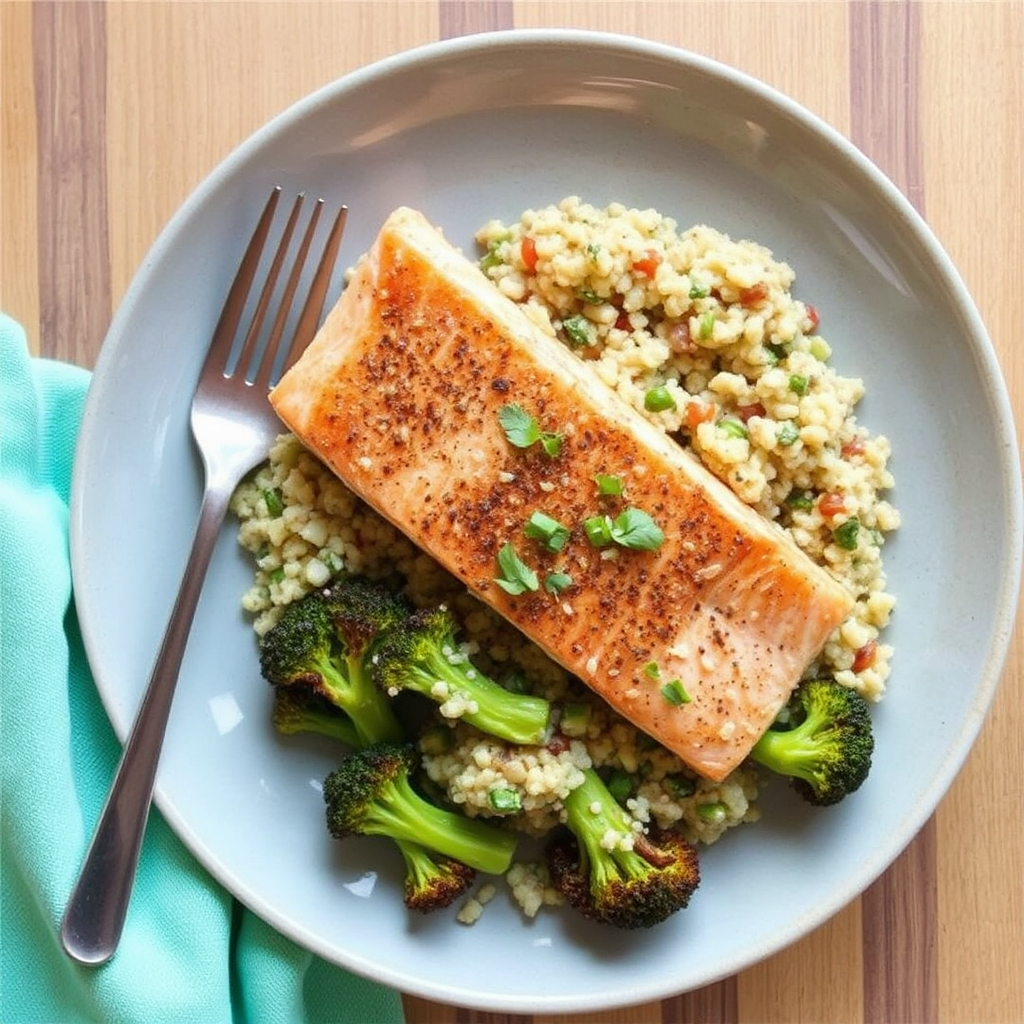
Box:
[60,187,347,966]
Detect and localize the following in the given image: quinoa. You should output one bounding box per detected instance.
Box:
[232,196,898,921]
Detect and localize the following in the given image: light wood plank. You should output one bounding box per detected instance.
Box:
[0,0,40,346]
[103,0,437,310]
[737,900,863,1024]
[921,3,1024,1023]
[512,0,850,134]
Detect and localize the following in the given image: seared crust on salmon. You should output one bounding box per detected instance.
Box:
[271,207,854,781]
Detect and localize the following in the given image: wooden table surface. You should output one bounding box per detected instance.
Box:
[3,3,1022,1022]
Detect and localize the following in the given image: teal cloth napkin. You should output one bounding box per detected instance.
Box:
[0,313,406,1024]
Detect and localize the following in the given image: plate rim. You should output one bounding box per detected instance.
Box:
[70,28,1023,1013]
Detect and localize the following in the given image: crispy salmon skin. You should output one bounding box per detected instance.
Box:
[270,207,854,781]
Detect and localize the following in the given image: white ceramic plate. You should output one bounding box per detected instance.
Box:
[71,31,1022,1014]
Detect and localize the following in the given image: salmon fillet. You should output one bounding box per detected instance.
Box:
[270,206,854,781]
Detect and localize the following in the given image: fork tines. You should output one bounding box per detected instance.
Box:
[211,187,347,387]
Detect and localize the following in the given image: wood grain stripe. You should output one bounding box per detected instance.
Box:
[1,1,41,348]
[663,978,738,1024]
[849,3,936,1020]
[32,0,110,367]
[439,0,514,40]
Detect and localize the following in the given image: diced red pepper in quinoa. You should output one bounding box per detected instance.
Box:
[818,491,848,518]
[842,438,867,459]
[739,282,768,307]
[632,249,663,278]
[852,639,878,673]
[546,732,572,755]
[685,401,716,430]
[736,402,767,422]
[805,303,820,331]
[521,236,538,273]
[615,311,631,331]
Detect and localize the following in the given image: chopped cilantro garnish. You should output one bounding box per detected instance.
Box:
[776,420,801,447]
[594,473,625,496]
[660,679,691,706]
[497,404,563,458]
[494,542,540,595]
[262,487,284,517]
[609,507,665,551]
[544,571,574,595]
[717,417,749,440]
[524,511,570,553]
[832,518,861,551]
[562,313,594,348]
[583,515,614,548]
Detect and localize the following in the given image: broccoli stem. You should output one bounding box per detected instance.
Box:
[394,652,550,746]
[316,649,404,747]
[366,771,518,876]
[563,769,648,885]
[749,726,826,782]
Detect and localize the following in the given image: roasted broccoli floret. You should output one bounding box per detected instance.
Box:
[369,605,552,745]
[271,686,359,747]
[749,676,874,806]
[545,767,700,929]
[395,839,476,912]
[323,742,518,877]
[258,578,408,747]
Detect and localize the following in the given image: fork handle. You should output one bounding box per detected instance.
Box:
[61,484,232,965]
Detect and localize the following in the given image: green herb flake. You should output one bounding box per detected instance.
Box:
[644,385,677,413]
[523,510,571,553]
[488,787,522,814]
[788,373,809,395]
[717,417,749,440]
[583,515,614,548]
[609,507,665,551]
[698,311,716,339]
[776,420,801,447]
[497,403,541,449]
[786,490,814,511]
[832,517,861,551]
[642,661,661,680]
[577,287,603,305]
[498,403,562,458]
[660,679,691,706]
[493,542,540,595]
[562,313,593,348]
[688,280,710,300]
[764,342,788,366]
[594,473,625,496]
[586,243,602,262]
[479,241,504,272]
[262,487,285,517]
[268,566,285,584]
[544,571,574,595]
[539,431,563,458]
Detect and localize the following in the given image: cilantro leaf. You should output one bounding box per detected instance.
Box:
[544,571,574,595]
[497,404,541,448]
[494,542,540,595]
[609,507,665,551]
